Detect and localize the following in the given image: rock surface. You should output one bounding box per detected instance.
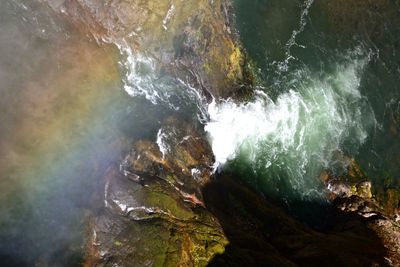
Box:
[322,159,400,266]
[46,0,252,99]
[40,1,252,265]
[85,117,227,267]
[204,174,392,267]
[121,116,214,197]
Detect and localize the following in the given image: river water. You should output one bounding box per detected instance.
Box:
[206,0,400,201]
[0,0,400,266]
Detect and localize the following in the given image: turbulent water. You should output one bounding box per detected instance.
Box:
[116,0,400,202]
[205,54,375,199]
[1,0,400,265]
[120,43,206,112]
[202,0,400,201]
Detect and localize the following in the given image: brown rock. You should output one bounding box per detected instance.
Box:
[356,181,373,199]
[204,174,391,267]
[121,116,214,197]
[45,0,253,99]
[320,161,400,266]
[85,117,226,266]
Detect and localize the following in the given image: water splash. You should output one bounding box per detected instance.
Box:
[205,56,376,199]
[117,41,206,112]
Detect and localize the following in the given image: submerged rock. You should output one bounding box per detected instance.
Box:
[323,159,400,219]
[85,117,227,266]
[326,179,373,200]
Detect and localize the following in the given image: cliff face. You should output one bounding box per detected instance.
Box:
[40,1,400,266]
[47,0,252,99]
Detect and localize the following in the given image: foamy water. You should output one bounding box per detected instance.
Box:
[119,42,206,112]
[205,56,376,199]
[117,40,376,200]
[116,32,377,200]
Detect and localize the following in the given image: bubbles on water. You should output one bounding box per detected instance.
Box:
[205,55,376,199]
[275,0,315,72]
[156,128,170,160]
[117,41,206,112]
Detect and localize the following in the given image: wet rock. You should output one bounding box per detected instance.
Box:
[334,195,380,218]
[377,188,400,219]
[204,174,390,267]
[45,0,253,99]
[86,167,226,267]
[357,181,373,199]
[322,159,373,201]
[346,158,368,182]
[121,116,214,199]
[326,179,353,198]
[321,160,400,266]
[331,194,400,266]
[322,158,400,218]
[85,117,227,266]
[370,219,400,265]
[327,179,373,200]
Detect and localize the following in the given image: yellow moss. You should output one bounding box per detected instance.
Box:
[350,185,357,195]
[189,233,227,267]
[114,240,123,247]
[385,188,400,215]
[227,46,244,82]
[202,62,212,73]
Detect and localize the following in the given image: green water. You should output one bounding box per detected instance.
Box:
[223,0,400,198]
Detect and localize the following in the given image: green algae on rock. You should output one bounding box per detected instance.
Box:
[85,117,227,266]
[323,158,400,220]
[46,0,253,99]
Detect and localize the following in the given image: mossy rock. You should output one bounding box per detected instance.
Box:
[48,0,254,99]
[85,116,227,266]
[85,165,227,267]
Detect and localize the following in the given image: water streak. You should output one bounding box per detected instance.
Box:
[118,41,206,112]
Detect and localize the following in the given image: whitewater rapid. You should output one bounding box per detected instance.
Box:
[117,32,376,200]
[205,56,376,199]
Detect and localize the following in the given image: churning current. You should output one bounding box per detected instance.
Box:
[205,52,376,200]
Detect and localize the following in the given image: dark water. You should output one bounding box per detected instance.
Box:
[0,0,400,266]
[210,0,400,199]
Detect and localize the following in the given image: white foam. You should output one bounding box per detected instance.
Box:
[156,128,170,159]
[117,41,206,111]
[205,58,374,197]
[121,45,160,104]
[277,0,314,71]
[162,4,175,30]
